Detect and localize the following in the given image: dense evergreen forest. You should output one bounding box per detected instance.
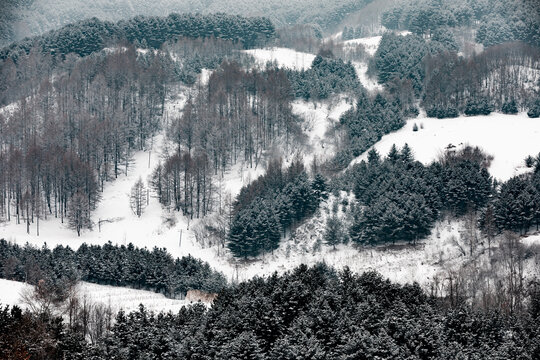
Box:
[381,0,539,47]
[0,0,375,47]
[2,265,539,359]
[228,159,328,258]
[0,240,226,297]
[0,13,275,61]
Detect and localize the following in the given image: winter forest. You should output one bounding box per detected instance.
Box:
[1,0,540,358]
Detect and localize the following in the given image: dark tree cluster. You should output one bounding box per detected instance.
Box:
[286,54,360,100]
[341,26,369,41]
[228,160,328,258]
[13,265,539,359]
[0,305,76,360]
[481,165,540,236]
[382,0,539,47]
[345,145,492,245]
[152,62,299,218]
[0,46,174,235]
[0,240,226,298]
[333,91,405,171]
[371,32,457,97]
[163,37,251,85]
[423,42,539,118]
[0,13,276,61]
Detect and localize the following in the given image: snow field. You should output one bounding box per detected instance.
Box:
[0,279,188,314]
[243,47,316,71]
[348,111,540,181]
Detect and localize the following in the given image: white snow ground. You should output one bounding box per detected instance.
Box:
[0,279,187,313]
[348,111,540,181]
[292,96,353,166]
[243,47,316,71]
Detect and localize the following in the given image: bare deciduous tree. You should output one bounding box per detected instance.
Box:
[130,177,147,217]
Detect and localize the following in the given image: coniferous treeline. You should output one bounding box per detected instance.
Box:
[331,91,407,171]
[382,0,540,47]
[346,145,492,245]
[0,13,276,61]
[286,53,360,100]
[228,159,328,258]
[0,240,226,297]
[480,157,540,236]
[4,264,539,359]
[371,32,459,97]
[151,61,298,218]
[370,32,539,118]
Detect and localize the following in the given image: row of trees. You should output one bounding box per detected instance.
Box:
[370,32,458,96]
[0,240,226,297]
[369,33,539,119]
[286,53,360,100]
[344,145,492,245]
[4,264,539,358]
[382,0,539,47]
[0,13,276,61]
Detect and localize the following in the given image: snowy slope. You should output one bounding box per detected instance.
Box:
[292,96,352,166]
[349,112,540,181]
[0,279,187,313]
[243,47,316,70]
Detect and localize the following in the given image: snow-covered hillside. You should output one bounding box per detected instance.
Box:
[0,279,187,313]
[292,96,352,166]
[349,111,540,181]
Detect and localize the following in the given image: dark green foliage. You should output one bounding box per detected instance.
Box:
[0,13,276,61]
[382,0,540,47]
[476,17,515,47]
[286,55,359,100]
[426,104,459,118]
[438,147,493,215]
[228,162,328,258]
[324,215,346,249]
[528,97,540,118]
[372,33,429,95]
[0,304,81,359]
[502,99,519,114]
[486,173,540,234]
[335,91,405,171]
[464,96,494,116]
[0,240,226,297]
[525,155,535,168]
[431,27,458,52]
[37,265,540,359]
[348,146,440,245]
[344,145,494,245]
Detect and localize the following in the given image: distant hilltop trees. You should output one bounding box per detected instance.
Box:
[0,13,276,61]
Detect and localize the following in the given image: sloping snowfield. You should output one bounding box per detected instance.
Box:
[349,112,540,181]
[0,279,187,313]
